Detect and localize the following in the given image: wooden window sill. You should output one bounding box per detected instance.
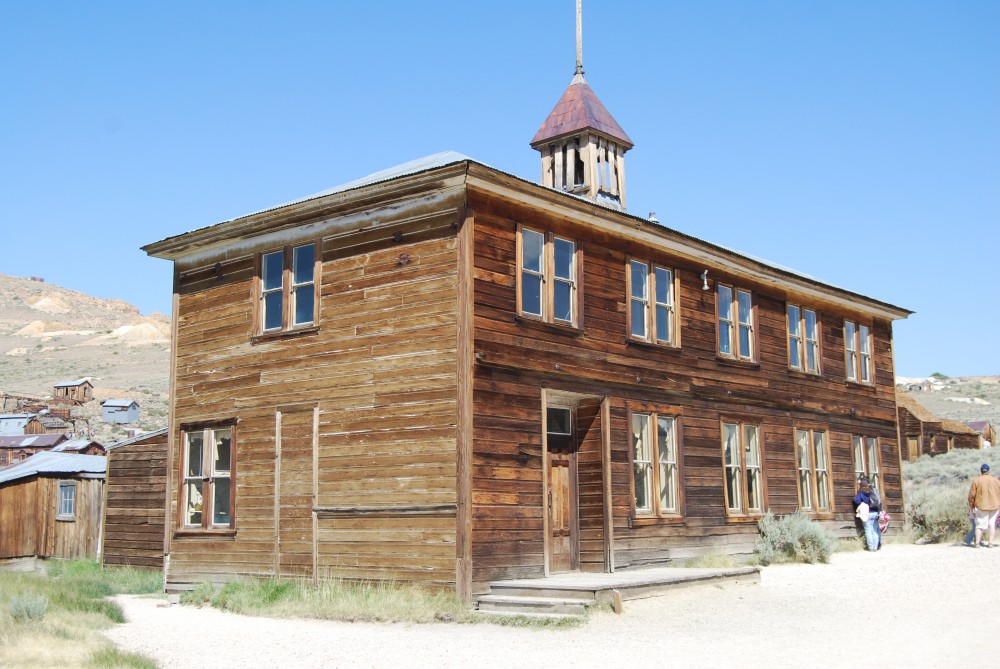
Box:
[715,356,760,370]
[252,325,319,345]
[631,515,685,527]
[723,513,766,523]
[626,338,681,353]
[786,368,822,380]
[514,315,583,337]
[173,529,237,539]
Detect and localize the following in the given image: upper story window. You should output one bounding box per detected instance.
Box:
[258,242,318,334]
[795,428,832,514]
[181,425,235,530]
[718,284,754,361]
[628,260,677,346]
[631,412,681,517]
[788,305,820,374]
[518,226,578,326]
[844,320,872,384]
[56,481,76,520]
[722,421,764,516]
[852,435,882,491]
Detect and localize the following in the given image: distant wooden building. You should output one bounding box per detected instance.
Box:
[966,421,996,449]
[52,379,94,406]
[52,439,106,456]
[143,43,911,601]
[24,415,71,435]
[0,434,68,468]
[102,429,168,569]
[896,393,981,460]
[0,452,106,566]
[0,414,34,436]
[101,400,140,424]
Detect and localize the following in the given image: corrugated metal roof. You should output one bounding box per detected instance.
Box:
[0,452,106,484]
[53,378,92,388]
[0,434,67,449]
[102,400,138,408]
[107,427,168,450]
[51,439,104,452]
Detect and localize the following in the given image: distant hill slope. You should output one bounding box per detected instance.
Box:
[899,377,1000,435]
[0,273,169,444]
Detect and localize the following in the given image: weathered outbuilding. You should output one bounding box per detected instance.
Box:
[101,400,141,424]
[52,379,94,406]
[896,393,981,459]
[0,452,106,566]
[101,429,169,569]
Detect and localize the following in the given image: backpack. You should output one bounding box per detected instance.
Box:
[869,487,882,511]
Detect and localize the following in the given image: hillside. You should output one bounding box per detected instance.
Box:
[897,376,1000,433]
[0,273,170,445]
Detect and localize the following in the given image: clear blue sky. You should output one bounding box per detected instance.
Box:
[2,1,997,378]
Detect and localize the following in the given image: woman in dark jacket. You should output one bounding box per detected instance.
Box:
[852,476,881,551]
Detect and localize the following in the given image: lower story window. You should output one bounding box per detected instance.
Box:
[632,412,681,516]
[796,428,832,512]
[853,435,881,490]
[722,422,763,515]
[181,425,235,530]
[57,481,76,520]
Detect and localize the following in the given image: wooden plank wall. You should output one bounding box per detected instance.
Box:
[467,188,903,588]
[167,218,462,589]
[1,477,103,561]
[103,433,168,568]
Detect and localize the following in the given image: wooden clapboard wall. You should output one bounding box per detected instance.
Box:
[465,184,903,592]
[0,476,104,561]
[102,431,169,568]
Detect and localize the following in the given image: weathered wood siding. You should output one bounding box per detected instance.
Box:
[0,476,104,560]
[165,193,464,590]
[102,433,168,568]
[467,188,902,590]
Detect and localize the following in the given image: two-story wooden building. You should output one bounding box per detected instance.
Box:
[144,60,910,602]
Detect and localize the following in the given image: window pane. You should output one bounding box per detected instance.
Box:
[655,268,673,343]
[630,300,646,338]
[521,229,543,273]
[737,290,752,357]
[630,261,648,299]
[796,430,813,509]
[185,480,204,526]
[213,477,231,526]
[723,423,741,512]
[804,309,817,339]
[213,428,232,474]
[293,285,314,325]
[852,436,865,478]
[292,244,314,285]
[814,432,829,510]
[860,325,872,383]
[547,407,572,435]
[264,291,283,330]
[553,281,572,322]
[717,286,732,320]
[806,341,818,373]
[655,268,672,305]
[658,417,676,513]
[655,305,670,342]
[553,238,574,280]
[788,306,801,369]
[186,432,204,478]
[521,274,541,316]
[59,483,76,517]
[719,322,732,355]
[867,437,880,488]
[263,251,283,290]
[633,415,652,513]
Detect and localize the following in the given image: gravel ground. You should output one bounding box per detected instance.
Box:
[105,542,1000,669]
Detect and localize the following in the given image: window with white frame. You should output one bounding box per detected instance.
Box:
[259,242,317,334]
[852,435,882,491]
[788,305,820,374]
[180,425,234,530]
[796,428,832,513]
[56,481,76,520]
[721,421,763,515]
[844,320,872,384]
[518,226,578,326]
[632,412,681,516]
[718,284,754,360]
[628,260,677,345]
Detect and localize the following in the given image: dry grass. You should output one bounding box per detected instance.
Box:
[0,560,161,668]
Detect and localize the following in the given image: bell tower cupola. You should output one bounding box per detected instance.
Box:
[530,0,634,209]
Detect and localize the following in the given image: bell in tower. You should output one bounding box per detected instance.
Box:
[530,0,634,209]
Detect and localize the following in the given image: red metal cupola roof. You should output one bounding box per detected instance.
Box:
[530,73,633,150]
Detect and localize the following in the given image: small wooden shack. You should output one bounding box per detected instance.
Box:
[0,452,106,566]
[52,379,94,406]
[101,429,168,569]
[24,415,72,435]
[101,400,140,424]
[897,393,981,460]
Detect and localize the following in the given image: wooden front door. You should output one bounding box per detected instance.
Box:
[547,407,578,573]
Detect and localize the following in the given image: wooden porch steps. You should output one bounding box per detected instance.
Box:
[476,565,760,618]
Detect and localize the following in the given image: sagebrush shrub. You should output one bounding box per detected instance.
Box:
[755,511,837,565]
[903,450,1000,542]
[8,594,48,623]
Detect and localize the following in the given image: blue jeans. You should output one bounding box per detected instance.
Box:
[965,514,977,545]
[863,511,881,551]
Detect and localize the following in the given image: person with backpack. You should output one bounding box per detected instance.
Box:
[853,476,882,551]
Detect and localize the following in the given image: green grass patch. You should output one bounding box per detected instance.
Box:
[88,647,158,669]
[0,560,163,668]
